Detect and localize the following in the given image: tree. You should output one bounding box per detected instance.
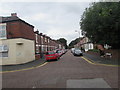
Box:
[80,2,120,49]
[57,38,68,49]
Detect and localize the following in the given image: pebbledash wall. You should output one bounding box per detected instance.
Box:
[0,38,35,65]
[0,13,35,65]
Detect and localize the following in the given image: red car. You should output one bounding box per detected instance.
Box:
[45,51,59,61]
[57,50,63,57]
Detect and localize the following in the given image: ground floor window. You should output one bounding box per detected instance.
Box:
[0,45,8,57]
[0,52,8,57]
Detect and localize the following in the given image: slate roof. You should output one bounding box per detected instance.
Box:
[0,16,34,27]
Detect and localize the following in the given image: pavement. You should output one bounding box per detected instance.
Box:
[83,52,120,66]
[1,56,46,72]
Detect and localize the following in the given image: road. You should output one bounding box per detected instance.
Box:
[2,50,119,88]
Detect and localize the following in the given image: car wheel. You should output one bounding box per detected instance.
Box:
[56,57,59,61]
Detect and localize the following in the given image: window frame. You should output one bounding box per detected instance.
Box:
[0,45,8,58]
[0,23,7,39]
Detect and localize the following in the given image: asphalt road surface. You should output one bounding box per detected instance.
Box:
[2,50,119,88]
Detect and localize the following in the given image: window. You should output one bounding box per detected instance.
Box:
[41,36,43,44]
[0,45,8,52]
[0,45,8,57]
[0,23,7,39]
[48,39,50,43]
[41,45,44,52]
[0,52,8,57]
[36,45,39,54]
[45,37,47,43]
[35,34,38,43]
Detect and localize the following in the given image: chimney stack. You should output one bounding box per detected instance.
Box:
[11,13,17,16]
[40,33,42,35]
[35,31,39,34]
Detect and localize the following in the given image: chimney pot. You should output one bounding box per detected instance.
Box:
[11,13,17,16]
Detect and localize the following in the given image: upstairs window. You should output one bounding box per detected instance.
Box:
[35,34,38,43]
[41,36,43,44]
[0,23,7,39]
[48,39,50,43]
[45,37,47,43]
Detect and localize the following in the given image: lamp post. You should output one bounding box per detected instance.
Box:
[75,30,81,48]
[75,30,80,39]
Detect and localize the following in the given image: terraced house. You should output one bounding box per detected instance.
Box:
[0,13,65,65]
[34,31,65,60]
[0,13,35,65]
[74,37,94,51]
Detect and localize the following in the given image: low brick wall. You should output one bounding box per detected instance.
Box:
[104,49,120,60]
[86,49,120,60]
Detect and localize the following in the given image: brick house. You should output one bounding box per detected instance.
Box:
[34,31,61,56]
[0,13,35,65]
[76,37,94,51]
[0,13,66,64]
[34,31,53,59]
[82,37,94,51]
[34,31,41,59]
[34,31,52,59]
[51,39,57,50]
[1,13,35,40]
[46,36,51,51]
[43,34,48,52]
[48,38,53,51]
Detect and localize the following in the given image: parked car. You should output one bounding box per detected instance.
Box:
[61,49,66,54]
[45,51,59,61]
[64,49,68,53]
[56,50,63,57]
[73,49,83,56]
[71,48,75,53]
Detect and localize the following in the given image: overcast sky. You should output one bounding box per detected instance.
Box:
[1,0,98,45]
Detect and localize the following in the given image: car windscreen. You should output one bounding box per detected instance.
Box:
[75,50,82,52]
[56,50,59,53]
[74,48,80,50]
[46,52,55,55]
[58,51,62,53]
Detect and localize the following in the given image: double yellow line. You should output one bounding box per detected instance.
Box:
[0,62,48,74]
[81,57,120,67]
[1,57,119,74]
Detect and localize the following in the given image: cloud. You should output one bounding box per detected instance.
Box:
[1,0,100,2]
[32,13,47,20]
[23,13,56,24]
[1,2,90,44]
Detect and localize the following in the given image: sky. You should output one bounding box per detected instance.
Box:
[0,0,99,45]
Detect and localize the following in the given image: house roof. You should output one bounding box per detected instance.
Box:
[0,16,34,28]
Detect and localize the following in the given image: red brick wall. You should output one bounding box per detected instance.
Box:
[35,33,42,54]
[7,21,21,38]
[43,35,46,45]
[6,21,35,40]
[20,21,35,40]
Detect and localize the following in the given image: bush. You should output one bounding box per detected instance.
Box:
[88,49,99,52]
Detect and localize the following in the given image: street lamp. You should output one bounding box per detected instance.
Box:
[75,30,81,48]
[75,30,81,39]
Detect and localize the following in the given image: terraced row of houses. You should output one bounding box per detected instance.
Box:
[0,13,65,65]
[74,37,94,51]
